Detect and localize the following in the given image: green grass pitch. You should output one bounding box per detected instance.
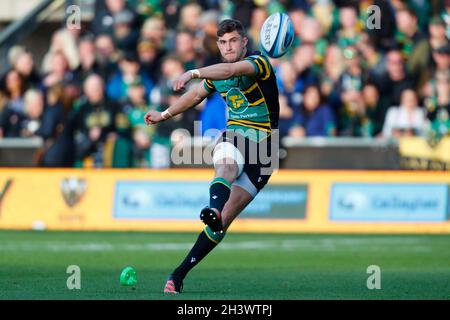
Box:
[1,230,449,300]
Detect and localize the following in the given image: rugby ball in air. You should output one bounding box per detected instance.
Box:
[260,12,294,58]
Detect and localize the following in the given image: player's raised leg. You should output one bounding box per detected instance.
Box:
[164,183,253,294]
[200,141,244,232]
[164,143,244,294]
[199,165,235,232]
[219,184,254,231]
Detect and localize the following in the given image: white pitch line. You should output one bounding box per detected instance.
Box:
[0,237,434,253]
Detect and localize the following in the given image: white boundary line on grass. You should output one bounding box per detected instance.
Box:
[0,237,433,253]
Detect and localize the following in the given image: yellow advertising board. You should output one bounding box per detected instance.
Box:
[0,169,449,233]
[399,136,450,170]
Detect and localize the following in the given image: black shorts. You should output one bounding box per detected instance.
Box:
[217,130,277,196]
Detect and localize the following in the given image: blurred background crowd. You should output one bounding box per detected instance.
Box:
[0,0,449,168]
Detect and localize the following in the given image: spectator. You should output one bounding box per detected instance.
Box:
[74,35,99,86]
[161,0,183,30]
[232,0,256,29]
[424,70,450,140]
[382,88,426,138]
[2,0,447,169]
[22,89,63,140]
[41,51,77,90]
[442,1,450,40]
[0,89,45,140]
[336,46,369,135]
[404,0,432,31]
[289,84,336,137]
[175,30,200,71]
[106,51,154,104]
[288,6,306,46]
[178,2,203,34]
[141,16,167,49]
[13,50,41,90]
[18,88,71,166]
[132,0,163,23]
[149,55,198,159]
[310,0,335,39]
[91,0,138,36]
[137,39,164,82]
[356,32,385,79]
[72,74,124,167]
[360,0,396,50]
[291,43,319,94]
[21,90,45,138]
[431,43,450,75]
[150,54,185,107]
[1,69,26,114]
[320,44,345,111]
[362,83,387,137]
[298,17,328,65]
[276,60,301,138]
[41,29,79,74]
[203,35,222,65]
[422,43,450,136]
[394,7,430,87]
[0,91,7,114]
[111,9,140,55]
[247,7,268,51]
[334,3,362,48]
[7,45,26,71]
[38,84,76,167]
[277,60,301,101]
[0,107,26,138]
[373,49,415,111]
[0,89,27,138]
[198,10,220,39]
[278,94,296,139]
[94,33,119,81]
[428,16,448,51]
[197,10,221,66]
[124,79,153,167]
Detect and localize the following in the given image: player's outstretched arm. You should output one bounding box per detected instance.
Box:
[173,60,257,92]
[144,81,210,125]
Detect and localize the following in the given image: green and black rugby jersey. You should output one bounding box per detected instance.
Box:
[203,51,279,142]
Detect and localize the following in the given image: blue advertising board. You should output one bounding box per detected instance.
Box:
[114,181,307,219]
[330,183,449,222]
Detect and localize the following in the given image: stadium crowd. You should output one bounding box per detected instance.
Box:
[0,0,449,168]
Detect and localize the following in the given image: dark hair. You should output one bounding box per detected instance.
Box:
[176,28,195,38]
[303,83,324,106]
[217,19,246,38]
[79,33,95,43]
[120,50,139,63]
[5,69,26,98]
[161,53,183,65]
[339,0,359,13]
[397,6,417,18]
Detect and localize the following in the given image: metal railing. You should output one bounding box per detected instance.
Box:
[0,0,66,77]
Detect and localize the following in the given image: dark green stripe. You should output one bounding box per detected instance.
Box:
[203,81,214,92]
[210,177,231,189]
[228,120,271,130]
[204,226,225,243]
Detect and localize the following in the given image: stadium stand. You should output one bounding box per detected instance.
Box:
[0,0,449,169]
